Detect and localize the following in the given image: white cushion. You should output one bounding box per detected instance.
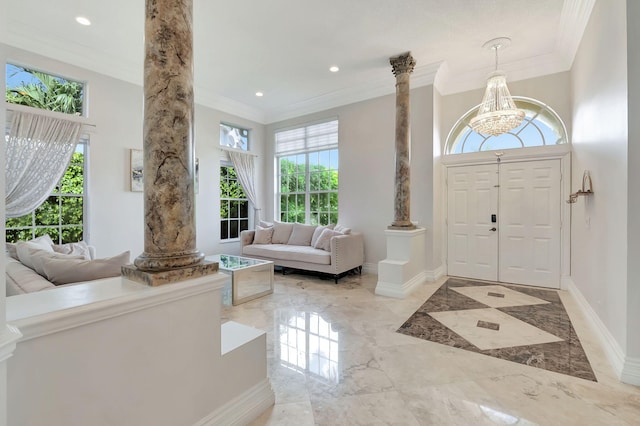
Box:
[313,228,342,252]
[42,251,131,285]
[17,245,84,276]
[254,226,274,244]
[334,225,352,235]
[311,224,336,247]
[15,242,55,270]
[243,244,330,265]
[271,221,295,244]
[258,220,273,228]
[53,241,92,260]
[287,223,317,246]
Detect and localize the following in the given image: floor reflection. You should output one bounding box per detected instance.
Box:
[275,310,339,383]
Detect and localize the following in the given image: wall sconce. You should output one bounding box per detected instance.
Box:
[567,170,593,203]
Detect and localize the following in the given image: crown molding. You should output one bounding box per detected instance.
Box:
[265,60,442,124]
[556,0,597,69]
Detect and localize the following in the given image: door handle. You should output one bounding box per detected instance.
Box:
[490,227,497,232]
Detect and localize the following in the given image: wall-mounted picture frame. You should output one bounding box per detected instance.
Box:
[130,149,199,193]
[130,149,143,192]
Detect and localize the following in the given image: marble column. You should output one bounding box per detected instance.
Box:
[388,52,416,230]
[123,0,217,286]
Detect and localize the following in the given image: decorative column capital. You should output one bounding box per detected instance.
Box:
[390,52,416,77]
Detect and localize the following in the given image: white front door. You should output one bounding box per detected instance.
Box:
[447,164,499,281]
[498,160,561,287]
[446,159,561,289]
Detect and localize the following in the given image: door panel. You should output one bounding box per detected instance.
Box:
[447,164,498,281]
[498,160,561,288]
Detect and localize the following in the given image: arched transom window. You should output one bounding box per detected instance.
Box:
[445,97,568,155]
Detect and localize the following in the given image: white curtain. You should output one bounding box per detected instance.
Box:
[5,111,81,218]
[227,150,261,223]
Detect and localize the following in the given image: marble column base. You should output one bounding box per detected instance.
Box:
[122,261,219,287]
[376,227,427,298]
[388,221,417,230]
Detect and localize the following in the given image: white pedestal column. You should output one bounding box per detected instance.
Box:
[376,227,427,298]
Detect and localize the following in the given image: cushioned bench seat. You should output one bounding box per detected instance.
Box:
[242,244,331,265]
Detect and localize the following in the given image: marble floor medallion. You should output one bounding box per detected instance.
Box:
[398,278,597,381]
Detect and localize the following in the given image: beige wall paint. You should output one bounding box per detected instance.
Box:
[2,44,266,260]
[571,0,628,354]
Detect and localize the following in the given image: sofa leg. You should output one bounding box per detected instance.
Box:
[358,265,362,275]
[334,275,339,284]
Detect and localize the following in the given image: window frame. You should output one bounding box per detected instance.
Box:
[275,119,339,226]
[219,162,250,241]
[5,139,89,244]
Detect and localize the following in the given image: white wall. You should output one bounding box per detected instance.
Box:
[3,45,266,260]
[626,0,640,362]
[264,85,435,267]
[570,0,629,355]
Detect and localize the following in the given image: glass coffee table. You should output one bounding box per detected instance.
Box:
[206,254,274,306]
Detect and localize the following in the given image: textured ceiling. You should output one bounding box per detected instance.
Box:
[4,0,593,123]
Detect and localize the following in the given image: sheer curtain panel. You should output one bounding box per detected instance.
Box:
[5,111,81,218]
[227,150,261,223]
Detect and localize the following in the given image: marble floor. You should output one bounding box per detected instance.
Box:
[221,272,640,425]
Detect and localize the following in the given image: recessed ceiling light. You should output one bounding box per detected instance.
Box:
[329,66,339,73]
[255,91,264,97]
[75,16,91,26]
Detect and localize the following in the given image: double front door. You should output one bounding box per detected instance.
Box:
[447,159,561,288]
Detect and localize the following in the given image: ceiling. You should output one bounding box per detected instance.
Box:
[4,0,593,124]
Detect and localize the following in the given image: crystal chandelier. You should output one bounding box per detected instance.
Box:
[470,38,524,136]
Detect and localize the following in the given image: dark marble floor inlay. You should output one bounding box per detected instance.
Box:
[477,320,500,331]
[398,278,597,381]
[487,292,505,298]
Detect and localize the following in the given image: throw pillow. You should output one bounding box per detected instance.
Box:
[52,241,92,260]
[7,235,54,260]
[310,223,336,247]
[271,221,295,244]
[313,228,342,252]
[287,223,317,246]
[254,226,274,244]
[334,225,352,234]
[15,244,84,276]
[43,251,131,285]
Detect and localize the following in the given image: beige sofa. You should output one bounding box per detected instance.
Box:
[5,236,129,296]
[240,222,364,283]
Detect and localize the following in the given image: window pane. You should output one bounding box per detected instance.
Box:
[220,123,249,151]
[221,221,228,240]
[35,196,60,226]
[329,213,338,225]
[240,219,249,232]
[35,227,59,243]
[6,213,32,229]
[6,228,32,243]
[61,226,83,244]
[230,220,239,239]
[330,170,338,190]
[61,196,83,224]
[240,201,248,218]
[221,200,229,219]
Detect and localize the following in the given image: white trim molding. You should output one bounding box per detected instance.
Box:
[425,265,445,282]
[621,357,640,387]
[194,379,275,426]
[566,278,626,380]
[0,324,22,363]
[376,270,428,299]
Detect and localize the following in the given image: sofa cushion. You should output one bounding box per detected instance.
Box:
[271,221,295,244]
[334,225,352,235]
[15,242,58,271]
[254,226,274,244]
[313,228,342,252]
[311,224,336,247]
[5,256,55,295]
[287,223,317,246]
[17,245,85,276]
[42,251,131,285]
[52,241,93,260]
[243,244,331,265]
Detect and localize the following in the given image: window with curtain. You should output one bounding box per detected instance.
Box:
[5,140,87,243]
[275,119,339,225]
[220,123,249,151]
[220,164,249,240]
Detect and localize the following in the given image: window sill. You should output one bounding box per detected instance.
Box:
[220,238,241,244]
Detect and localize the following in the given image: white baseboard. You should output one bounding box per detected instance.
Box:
[425,265,444,282]
[566,278,626,379]
[621,356,640,386]
[194,378,275,426]
[375,270,428,299]
[362,262,377,274]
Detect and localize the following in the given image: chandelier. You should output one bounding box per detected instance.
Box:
[470,37,525,136]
